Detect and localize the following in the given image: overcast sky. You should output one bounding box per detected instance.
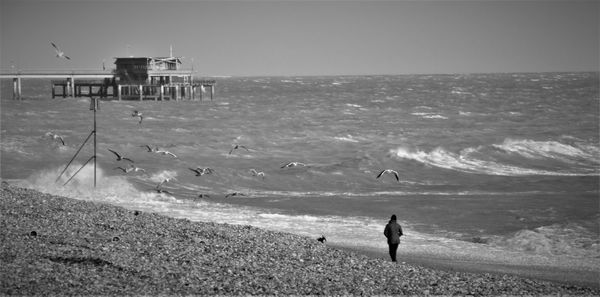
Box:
[1,0,598,76]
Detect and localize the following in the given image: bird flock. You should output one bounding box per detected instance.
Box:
[107,109,402,197]
[43,41,401,243]
[47,107,403,198]
[46,106,402,244]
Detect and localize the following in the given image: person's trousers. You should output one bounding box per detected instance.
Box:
[388,243,399,262]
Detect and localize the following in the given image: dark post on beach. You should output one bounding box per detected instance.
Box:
[90,97,100,188]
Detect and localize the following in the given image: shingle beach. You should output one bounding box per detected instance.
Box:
[1,183,598,296]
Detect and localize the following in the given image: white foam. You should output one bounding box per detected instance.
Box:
[15,164,599,272]
[411,112,448,119]
[333,135,360,143]
[390,139,600,176]
[493,138,600,164]
[148,170,178,183]
[489,223,600,259]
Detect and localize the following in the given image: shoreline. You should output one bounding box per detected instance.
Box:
[1,184,598,295]
[332,244,599,289]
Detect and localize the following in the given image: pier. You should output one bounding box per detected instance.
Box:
[1,56,216,101]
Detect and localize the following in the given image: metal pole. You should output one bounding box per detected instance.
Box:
[93,105,97,188]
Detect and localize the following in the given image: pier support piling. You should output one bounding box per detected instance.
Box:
[13,77,22,100]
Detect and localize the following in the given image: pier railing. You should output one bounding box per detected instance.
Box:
[0,69,114,79]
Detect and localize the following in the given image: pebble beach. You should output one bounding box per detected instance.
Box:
[1,183,598,296]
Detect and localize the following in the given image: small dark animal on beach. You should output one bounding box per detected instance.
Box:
[45,132,65,145]
[50,41,70,60]
[317,235,327,243]
[198,193,211,198]
[229,144,250,155]
[376,169,400,182]
[108,149,134,163]
[225,192,245,198]
[281,162,306,168]
[131,110,143,124]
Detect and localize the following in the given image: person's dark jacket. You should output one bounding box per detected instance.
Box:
[384,220,403,244]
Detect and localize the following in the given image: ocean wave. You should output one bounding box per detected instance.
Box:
[488,223,600,259]
[12,164,599,268]
[147,169,178,183]
[390,138,600,176]
[333,135,361,143]
[411,112,448,119]
[492,138,600,163]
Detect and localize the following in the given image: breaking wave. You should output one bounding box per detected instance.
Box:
[488,222,600,259]
[391,138,600,176]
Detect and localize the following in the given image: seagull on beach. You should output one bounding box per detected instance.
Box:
[108,148,134,163]
[281,162,306,168]
[50,42,70,60]
[250,169,265,179]
[229,144,250,155]
[45,132,65,145]
[189,167,214,176]
[131,110,143,124]
[376,169,400,182]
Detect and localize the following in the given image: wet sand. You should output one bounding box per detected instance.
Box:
[333,244,599,289]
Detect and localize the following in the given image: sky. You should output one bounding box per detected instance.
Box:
[1,0,598,76]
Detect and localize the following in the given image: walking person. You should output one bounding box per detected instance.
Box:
[383,214,403,262]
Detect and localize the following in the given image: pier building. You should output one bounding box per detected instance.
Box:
[1,56,215,101]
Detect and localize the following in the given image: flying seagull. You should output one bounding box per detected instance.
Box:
[131,110,143,124]
[155,149,177,158]
[154,183,171,194]
[114,165,145,174]
[229,144,250,155]
[141,144,157,152]
[108,148,134,163]
[50,42,70,60]
[45,132,65,145]
[189,167,214,176]
[250,169,265,179]
[376,169,400,182]
[281,162,306,168]
[225,192,245,198]
[159,177,176,187]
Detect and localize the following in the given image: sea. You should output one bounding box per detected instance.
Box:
[1,72,599,276]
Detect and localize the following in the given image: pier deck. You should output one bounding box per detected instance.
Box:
[0,70,215,101]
